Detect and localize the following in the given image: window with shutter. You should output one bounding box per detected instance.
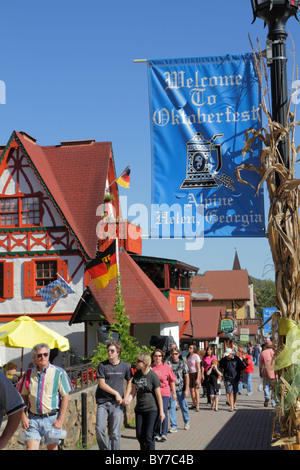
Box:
[23,259,68,299]
[0,261,14,301]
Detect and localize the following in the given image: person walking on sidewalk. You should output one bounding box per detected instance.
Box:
[253,344,261,365]
[206,359,223,411]
[201,347,217,406]
[95,342,132,450]
[19,343,73,450]
[241,348,254,395]
[151,349,176,442]
[259,340,276,407]
[219,348,248,412]
[166,347,190,433]
[129,353,165,450]
[186,345,201,411]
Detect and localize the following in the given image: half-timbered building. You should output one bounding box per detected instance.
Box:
[0,130,138,367]
[0,130,189,368]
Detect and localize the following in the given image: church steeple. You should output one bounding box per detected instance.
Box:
[233,249,241,270]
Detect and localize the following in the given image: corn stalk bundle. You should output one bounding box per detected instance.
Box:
[236,38,300,450]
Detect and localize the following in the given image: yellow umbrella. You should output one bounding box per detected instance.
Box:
[0,315,70,373]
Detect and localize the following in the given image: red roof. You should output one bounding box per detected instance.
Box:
[13,131,113,259]
[86,250,185,325]
[192,270,250,301]
[182,306,225,340]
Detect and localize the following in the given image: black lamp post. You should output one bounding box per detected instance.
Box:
[251,0,300,169]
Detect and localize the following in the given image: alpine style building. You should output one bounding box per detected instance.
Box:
[0,131,191,367]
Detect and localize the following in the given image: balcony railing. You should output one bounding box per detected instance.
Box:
[65,363,97,393]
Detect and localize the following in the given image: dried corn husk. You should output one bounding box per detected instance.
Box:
[236,38,300,449]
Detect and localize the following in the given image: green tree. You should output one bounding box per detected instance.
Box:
[251,276,276,318]
[90,276,152,367]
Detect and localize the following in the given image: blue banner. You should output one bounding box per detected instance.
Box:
[263,307,277,337]
[148,54,265,238]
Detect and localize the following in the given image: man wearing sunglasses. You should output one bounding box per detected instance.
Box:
[95,342,132,450]
[18,343,73,450]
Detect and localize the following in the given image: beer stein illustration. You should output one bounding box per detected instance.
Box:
[180,132,235,191]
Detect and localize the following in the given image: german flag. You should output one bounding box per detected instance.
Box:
[116,166,130,188]
[86,241,118,289]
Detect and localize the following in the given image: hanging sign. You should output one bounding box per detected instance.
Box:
[220,318,234,333]
[148,54,265,238]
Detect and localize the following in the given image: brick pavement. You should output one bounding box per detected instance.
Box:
[91,366,281,451]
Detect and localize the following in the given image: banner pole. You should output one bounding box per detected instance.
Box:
[116,237,120,278]
[107,165,131,189]
[56,273,94,311]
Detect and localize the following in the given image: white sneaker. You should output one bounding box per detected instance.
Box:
[184,422,190,430]
[161,435,167,441]
[169,427,177,433]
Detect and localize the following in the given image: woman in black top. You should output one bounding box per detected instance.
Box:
[128,353,165,450]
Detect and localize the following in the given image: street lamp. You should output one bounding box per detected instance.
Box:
[251,0,300,169]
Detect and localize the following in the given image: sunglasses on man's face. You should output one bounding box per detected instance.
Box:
[37,353,49,359]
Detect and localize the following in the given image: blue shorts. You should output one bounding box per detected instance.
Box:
[26,413,60,444]
[225,380,238,395]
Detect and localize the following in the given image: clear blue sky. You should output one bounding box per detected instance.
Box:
[1,0,299,280]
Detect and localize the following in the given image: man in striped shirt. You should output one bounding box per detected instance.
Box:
[18,343,73,450]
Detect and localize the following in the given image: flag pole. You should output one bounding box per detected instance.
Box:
[116,237,120,277]
[56,273,95,312]
[115,237,122,296]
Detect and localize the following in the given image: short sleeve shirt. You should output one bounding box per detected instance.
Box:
[166,359,189,392]
[187,354,200,373]
[132,369,161,412]
[18,364,73,415]
[202,355,217,372]
[151,362,176,397]
[96,360,132,404]
[0,371,26,426]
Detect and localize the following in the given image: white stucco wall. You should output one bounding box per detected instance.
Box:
[0,320,84,371]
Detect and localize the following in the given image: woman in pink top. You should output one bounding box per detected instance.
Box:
[201,347,217,406]
[152,349,176,441]
[186,345,201,411]
[259,340,276,407]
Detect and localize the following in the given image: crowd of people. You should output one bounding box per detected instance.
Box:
[0,338,275,450]
[95,339,276,451]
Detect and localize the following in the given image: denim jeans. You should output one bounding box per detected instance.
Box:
[254,354,260,365]
[264,377,276,406]
[238,373,252,394]
[169,390,190,429]
[26,412,59,444]
[135,409,158,450]
[96,401,124,450]
[154,396,170,438]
